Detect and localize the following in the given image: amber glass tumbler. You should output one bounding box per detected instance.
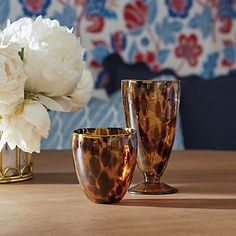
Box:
[122,80,180,194]
[72,128,137,203]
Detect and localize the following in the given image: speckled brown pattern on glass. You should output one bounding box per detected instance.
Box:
[122,80,180,194]
[72,128,137,203]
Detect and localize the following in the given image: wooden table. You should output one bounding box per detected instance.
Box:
[0,150,236,236]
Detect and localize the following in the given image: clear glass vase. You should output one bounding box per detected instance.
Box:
[0,144,33,183]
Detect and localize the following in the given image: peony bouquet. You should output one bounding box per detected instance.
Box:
[0,16,93,153]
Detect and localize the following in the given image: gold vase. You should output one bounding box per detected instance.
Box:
[0,144,33,183]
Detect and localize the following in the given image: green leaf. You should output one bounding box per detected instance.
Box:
[18,48,24,61]
[24,92,39,102]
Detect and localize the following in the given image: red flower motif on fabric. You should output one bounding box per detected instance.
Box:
[171,0,187,13]
[124,0,148,30]
[86,16,104,33]
[222,40,235,67]
[219,16,232,33]
[209,0,220,8]
[74,0,85,5]
[26,0,42,11]
[175,34,202,66]
[134,51,160,72]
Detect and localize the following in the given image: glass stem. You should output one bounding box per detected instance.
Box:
[144,176,160,184]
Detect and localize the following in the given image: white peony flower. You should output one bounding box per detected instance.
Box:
[70,66,94,111]
[0,42,26,115]
[3,17,33,47]
[3,16,85,98]
[0,16,94,153]
[37,65,94,112]
[0,101,50,153]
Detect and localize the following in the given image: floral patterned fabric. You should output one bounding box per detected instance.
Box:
[0,0,235,87]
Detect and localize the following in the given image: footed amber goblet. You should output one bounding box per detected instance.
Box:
[72,128,137,204]
[122,80,180,194]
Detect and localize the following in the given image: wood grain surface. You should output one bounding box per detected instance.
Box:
[0,150,236,236]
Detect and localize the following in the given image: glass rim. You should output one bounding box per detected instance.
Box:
[121,79,180,83]
[73,127,137,138]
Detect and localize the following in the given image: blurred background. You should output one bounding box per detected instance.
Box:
[1,0,236,150]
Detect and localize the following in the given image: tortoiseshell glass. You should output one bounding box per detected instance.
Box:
[72,128,137,203]
[122,80,180,194]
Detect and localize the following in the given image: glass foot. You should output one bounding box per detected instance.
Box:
[128,182,178,195]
